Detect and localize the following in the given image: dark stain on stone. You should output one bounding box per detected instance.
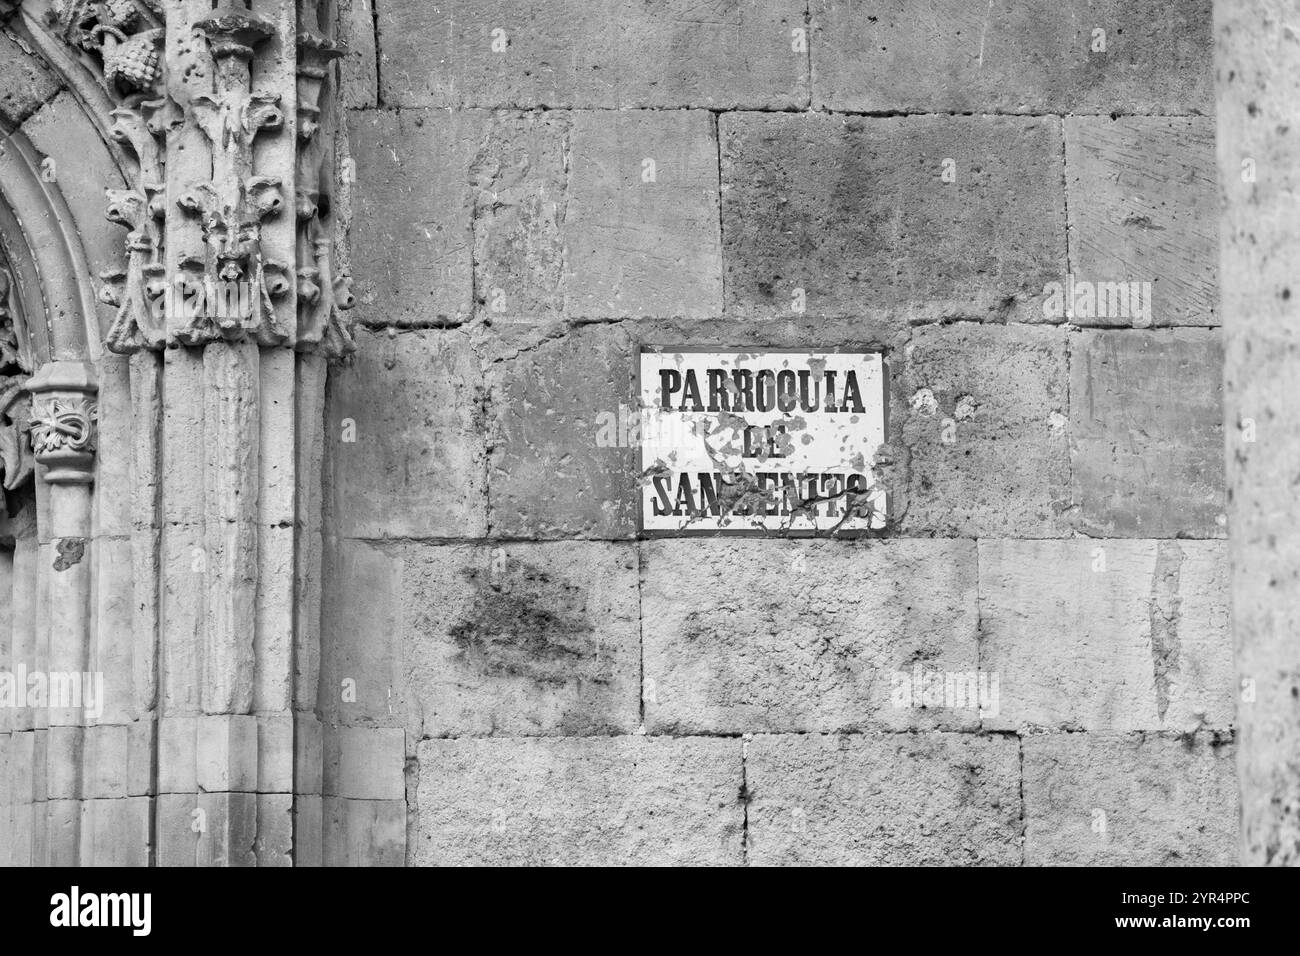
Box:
[53,537,86,572]
[1122,213,1165,231]
[1150,540,1184,722]
[444,561,608,687]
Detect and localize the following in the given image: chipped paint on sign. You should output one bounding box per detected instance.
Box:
[638,349,887,533]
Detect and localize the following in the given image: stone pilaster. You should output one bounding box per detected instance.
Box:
[1217,0,1300,865]
[33,0,355,865]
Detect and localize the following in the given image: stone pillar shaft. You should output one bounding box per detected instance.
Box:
[1217,0,1300,865]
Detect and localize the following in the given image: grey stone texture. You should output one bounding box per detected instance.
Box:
[414,736,744,865]
[642,539,980,733]
[745,733,1022,865]
[319,538,405,728]
[325,327,487,539]
[979,539,1233,732]
[345,110,480,327]
[564,110,722,319]
[347,108,722,327]
[896,323,1070,536]
[401,542,641,736]
[0,30,61,127]
[1065,117,1218,327]
[320,538,641,738]
[1218,0,1300,865]
[318,0,1237,867]
[483,322,639,538]
[22,93,127,339]
[1022,733,1237,865]
[378,0,808,109]
[719,113,1067,322]
[810,0,1213,114]
[1070,329,1225,538]
[338,0,378,108]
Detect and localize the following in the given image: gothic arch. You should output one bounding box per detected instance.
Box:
[0,127,99,366]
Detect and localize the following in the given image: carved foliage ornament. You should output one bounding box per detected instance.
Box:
[25,361,97,485]
[50,0,354,357]
[30,399,96,458]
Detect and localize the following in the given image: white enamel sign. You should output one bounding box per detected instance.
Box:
[638,349,888,533]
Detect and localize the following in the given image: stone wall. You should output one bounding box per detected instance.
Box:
[324,0,1232,865]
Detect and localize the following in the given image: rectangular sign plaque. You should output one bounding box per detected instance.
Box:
[638,348,888,534]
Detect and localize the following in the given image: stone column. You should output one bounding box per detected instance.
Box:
[1217,0,1300,865]
[27,361,97,864]
[41,0,354,865]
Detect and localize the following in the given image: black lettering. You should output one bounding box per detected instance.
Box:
[842,370,865,414]
[776,370,797,412]
[652,475,673,515]
[707,369,728,412]
[797,369,819,412]
[673,473,696,516]
[755,370,776,412]
[658,369,681,410]
[733,369,754,411]
[680,369,703,411]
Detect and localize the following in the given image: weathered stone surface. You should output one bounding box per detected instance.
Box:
[294,794,323,866]
[746,733,1021,865]
[345,109,478,327]
[1071,329,1225,537]
[323,539,640,739]
[347,108,722,325]
[324,726,406,799]
[1066,117,1217,327]
[325,327,486,538]
[0,32,61,127]
[483,322,637,538]
[379,0,808,108]
[898,323,1070,536]
[811,0,1212,114]
[415,737,743,865]
[78,798,151,867]
[565,110,722,319]
[255,793,294,867]
[402,542,640,736]
[255,716,293,794]
[481,315,914,538]
[720,113,1066,322]
[1218,0,1300,866]
[92,358,132,540]
[979,539,1233,732]
[22,93,125,336]
[642,540,980,733]
[339,0,379,108]
[194,715,258,793]
[1023,732,1236,865]
[319,538,404,726]
[323,797,406,866]
[469,111,569,322]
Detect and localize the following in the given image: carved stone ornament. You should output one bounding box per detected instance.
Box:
[25,361,97,485]
[46,0,355,357]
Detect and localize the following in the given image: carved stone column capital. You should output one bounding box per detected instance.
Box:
[44,0,355,358]
[25,360,97,485]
